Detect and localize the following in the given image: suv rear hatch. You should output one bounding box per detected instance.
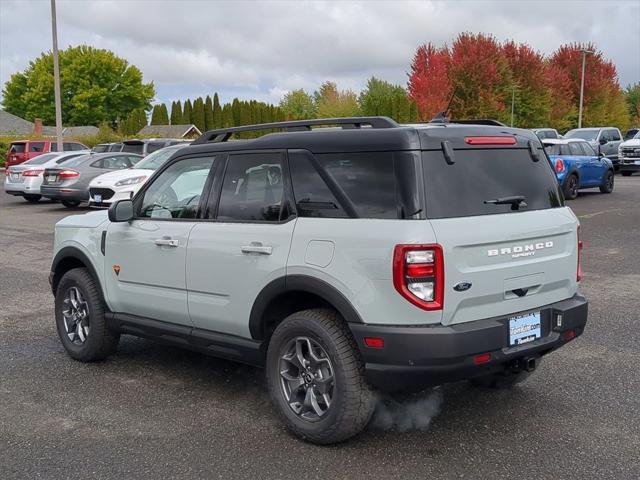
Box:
[420,129,580,326]
[6,142,27,167]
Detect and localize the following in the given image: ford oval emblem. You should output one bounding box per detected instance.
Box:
[453,282,472,292]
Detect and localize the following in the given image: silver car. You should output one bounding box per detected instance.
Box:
[40,152,142,208]
[4,151,90,202]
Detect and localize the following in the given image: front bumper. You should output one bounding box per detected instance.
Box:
[349,294,588,391]
[88,187,134,207]
[41,186,88,202]
[619,159,640,173]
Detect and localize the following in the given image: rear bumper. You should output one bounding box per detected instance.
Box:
[41,186,88,201]
[349,294,588,391]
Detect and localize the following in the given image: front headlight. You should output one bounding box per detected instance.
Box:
[115,176,147,187]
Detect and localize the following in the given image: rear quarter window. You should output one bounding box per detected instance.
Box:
[29,142,45,152]
[422,148,563,219]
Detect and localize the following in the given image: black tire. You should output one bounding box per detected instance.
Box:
[621,171,632,177]
[23,194,42,203]
[61,200,81,208]
[54,267,119,362]
[266,308,376,444]
[563,174,579,200]
[470,370,532,389]
[599,170,615,193]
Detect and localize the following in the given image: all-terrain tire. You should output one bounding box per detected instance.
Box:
[266,308,376,444]
[55,267,119,362]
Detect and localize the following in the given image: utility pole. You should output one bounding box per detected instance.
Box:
[578,48,594,129]
[50,0,63,151]
[510,86,516,127]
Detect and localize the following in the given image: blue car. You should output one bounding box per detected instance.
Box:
[542,139,615,200]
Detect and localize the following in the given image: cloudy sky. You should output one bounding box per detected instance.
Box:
[1,0,638,107]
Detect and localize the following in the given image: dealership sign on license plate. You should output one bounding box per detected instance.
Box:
[509,311,541,346]
[94,194,102,203]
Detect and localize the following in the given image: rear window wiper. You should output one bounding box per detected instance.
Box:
[484,195,528,211]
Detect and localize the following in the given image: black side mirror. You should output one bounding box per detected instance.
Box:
[599,138,607,145]
[108,199,134,222]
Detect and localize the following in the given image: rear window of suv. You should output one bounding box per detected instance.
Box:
[122,143,144,154]
[422,148,563,218]
[10,143,26,153]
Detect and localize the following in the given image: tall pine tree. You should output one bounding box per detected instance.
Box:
[183,99,193,124]
[192,97,206,132]
[151,103,169,125]
[170,101,183,124]
[204,95,214,131]
[213,93,222,128]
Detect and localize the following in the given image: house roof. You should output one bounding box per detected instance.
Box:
[0,110,36,135]
[0,110,98,138]
[138,124,202,138]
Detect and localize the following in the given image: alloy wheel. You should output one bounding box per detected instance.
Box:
[62,286,90,344]
[279,336,335,422]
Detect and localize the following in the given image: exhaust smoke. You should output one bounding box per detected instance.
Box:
[370,388,443,432]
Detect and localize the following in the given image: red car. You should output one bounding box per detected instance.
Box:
[6,140,88,168]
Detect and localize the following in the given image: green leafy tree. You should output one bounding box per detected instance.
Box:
[170,100,183,124]
[624,83,640,126]
[192,97,206,132]
[1,45,154,126]
[204,95,214,131]
[182,99,193,124]
[358,77,416,122]
[150,103,169,125]
[213,93,222,128]
[280,89,316,119]
[314,81,360,118]
[120,108,147,136]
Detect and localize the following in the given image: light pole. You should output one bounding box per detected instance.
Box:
[50,0,63,151]
[578,48,594,129]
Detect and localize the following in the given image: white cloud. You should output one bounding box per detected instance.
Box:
[1,0,638,108]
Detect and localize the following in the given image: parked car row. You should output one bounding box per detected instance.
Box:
[4,144,189,207]
[92,138,188,156]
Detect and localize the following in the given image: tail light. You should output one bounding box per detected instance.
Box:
[555,159,565,173]
[464,136,517,145]
[22,169,44,177]
[393,244,444,310]
[577,226,583,282]
[58,169,80,179]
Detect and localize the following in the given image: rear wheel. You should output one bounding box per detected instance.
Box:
[599,170,615,193]
[563,174,579,200]
[61,200,81,208]
[621,171,632,177]
[55,267,119,361]
[266,309,375,444]
[23,194,42,203]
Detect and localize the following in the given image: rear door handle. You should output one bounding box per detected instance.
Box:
[241,242,272,255]
[155,237,179,247]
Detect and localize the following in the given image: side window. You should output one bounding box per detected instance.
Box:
[29,142,45,152]
[138,156,215,219]
[289,152,347,218]
[146,142,164,154]
[71,143,85,151]
[50,143,58,152]
[217,153,285,222]
[608,129,621,142]
[599,131,610,143]
[100,156,131,169]
[63,143,72,151]
[580,142,597,156]
[568,143,583,156]
[316,153,398,218]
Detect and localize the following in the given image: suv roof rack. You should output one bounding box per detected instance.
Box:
[192,116,399,144]
[448,119,508,127]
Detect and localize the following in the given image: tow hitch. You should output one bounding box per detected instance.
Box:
[509,356,538,373]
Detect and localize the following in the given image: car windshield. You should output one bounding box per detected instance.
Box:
[134,147,178,170]
[565,129,599,141]
[23,153,59,165]
[60,154,93,168]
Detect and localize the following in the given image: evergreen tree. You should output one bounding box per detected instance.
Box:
[231,98,241,125]
[151,103,169,125]
[170,100,183,124]
[183,99,193,124]
[204,95,214,131]
[192,97,206,132]
[213,93,222,128]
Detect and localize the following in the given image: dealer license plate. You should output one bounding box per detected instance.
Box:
[634,160,640,165]
[47,175,57,183]
[509,311,541,346]
[94,194,102,203]
[10,173,19,181]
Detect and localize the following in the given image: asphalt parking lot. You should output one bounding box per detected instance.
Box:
[1,177,639,480]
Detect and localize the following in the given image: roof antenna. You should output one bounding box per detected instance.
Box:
[429,88,457,124]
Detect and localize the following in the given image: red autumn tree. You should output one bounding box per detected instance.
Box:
[407,43,451,120]
[502,41,552,128]
[548,42,629,129]
[448,32,513,123]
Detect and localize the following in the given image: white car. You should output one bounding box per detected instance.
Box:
[618,130,640,176]
[4,150,90,202]
[88,144,187,206]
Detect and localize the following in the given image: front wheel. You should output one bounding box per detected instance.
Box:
[599,170,614,193]
[23,194,42,203]
[563,174,579,200]
[61,200,81,208]
[266,309,376,444]
[55,267,119,361]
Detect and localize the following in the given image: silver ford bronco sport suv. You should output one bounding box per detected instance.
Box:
[50,117,588,444]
